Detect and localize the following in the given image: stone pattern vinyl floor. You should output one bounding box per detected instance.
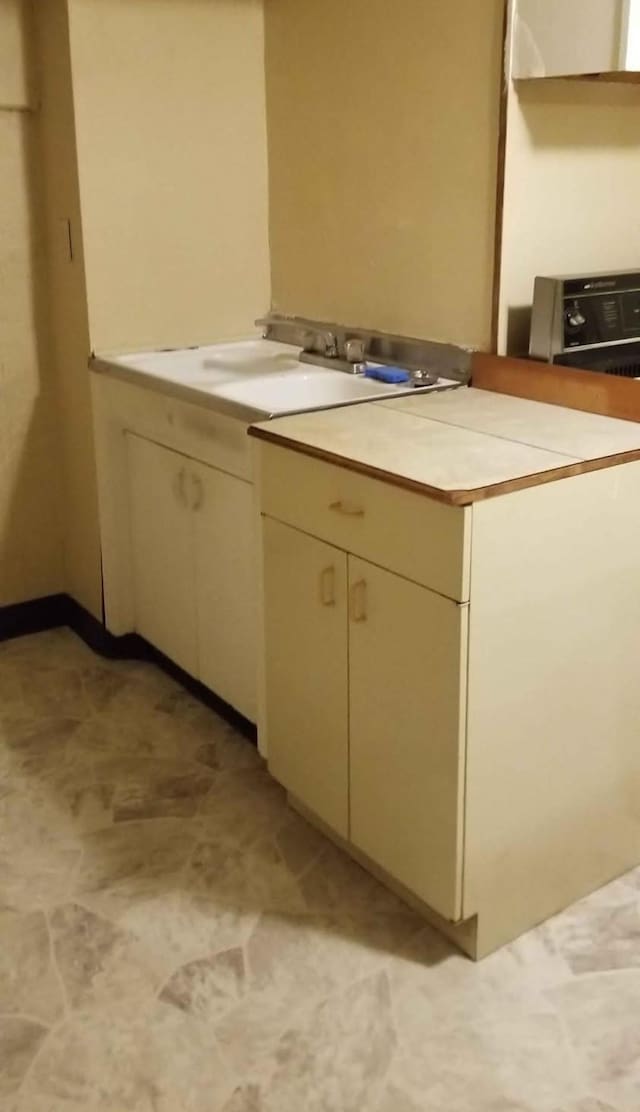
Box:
[1,629,639,1112]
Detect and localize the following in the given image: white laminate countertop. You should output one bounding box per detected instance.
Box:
[379,387,640,458]
[250,387,640,505]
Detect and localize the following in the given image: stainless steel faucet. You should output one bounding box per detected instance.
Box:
[300,330,368,374]
[320,331,338,359]
[255,313,472,386]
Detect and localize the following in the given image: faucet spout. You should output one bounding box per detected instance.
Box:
[299,328,368,374]
[323,331,338,359]
[303,330,338,359]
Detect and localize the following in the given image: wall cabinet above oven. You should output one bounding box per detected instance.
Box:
[511,0,640,80]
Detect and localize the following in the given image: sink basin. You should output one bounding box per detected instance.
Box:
[101,337,461,421]
[214,367,405,416]
[112,339,302,388]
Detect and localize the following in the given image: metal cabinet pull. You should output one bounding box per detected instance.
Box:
[319,566,336,607]
[350,579,367,622]
[329,500,365,518]
[191,474,204,511]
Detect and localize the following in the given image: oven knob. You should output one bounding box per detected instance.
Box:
[566,306,586,329]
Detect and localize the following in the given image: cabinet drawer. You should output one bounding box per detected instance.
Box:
[258,443,470,602]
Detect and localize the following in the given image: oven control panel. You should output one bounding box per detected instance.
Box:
[563,287,640,348]
[530,270,640,367]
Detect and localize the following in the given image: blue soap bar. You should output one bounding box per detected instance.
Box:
[364,365,411,384]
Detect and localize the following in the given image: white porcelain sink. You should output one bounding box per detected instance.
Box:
[101,337,461,420]
[214,367,405,415]
[113,340,302,387]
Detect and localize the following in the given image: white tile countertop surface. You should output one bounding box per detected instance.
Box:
[249,387,640,505]
[379,387,640,459]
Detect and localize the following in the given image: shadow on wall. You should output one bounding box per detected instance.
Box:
[505,304,532,358]
[0,100,64,606]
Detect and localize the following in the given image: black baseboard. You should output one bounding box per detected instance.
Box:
[63,595,141,660]
[119,636,258,744]
[0,593,257,744]
[0,593,68,641]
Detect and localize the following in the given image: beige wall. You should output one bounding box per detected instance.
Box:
[265,0,504,350]
[4,0,271,620]
[0,0,64,607]
[35,0,103,618]
[498,79,640,355]
[0,0,32,106]
[67,0,270,354]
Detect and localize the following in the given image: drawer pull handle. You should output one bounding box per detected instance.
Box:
[191,474,204,511]
[329,500,365,518]
[319,566,336,607]
[350,579,367,622]
[174,468,188,507]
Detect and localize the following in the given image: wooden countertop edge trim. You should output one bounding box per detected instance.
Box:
[248,425,640,506]
[471,352,640,423]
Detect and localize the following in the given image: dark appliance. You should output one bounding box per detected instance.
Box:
[529,270,640,378]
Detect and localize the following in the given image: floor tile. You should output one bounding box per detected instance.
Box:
[197,765,288,848]
[0,789,82,911]
[114,887,256,975]
[15,1003,235,1112]
[185,831,307,916]
[0,1015,49,1102]
[549,972,640,1111]
[549,899,640,975]
[107,756,213,822]
[2,629,640,1111]
[49,901,159,1013]
[0,909,63,1024]
[159,945,246,1024]
[72,817,196,917]
[262,972,396,1112]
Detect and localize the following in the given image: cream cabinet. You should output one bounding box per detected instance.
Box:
[348,557,467,922]
[128,433,197,676]
[194,462,257,722]
[256,440,640,959]
[127,433,256,720]
[263,518,349,837]
[261,515,467,921]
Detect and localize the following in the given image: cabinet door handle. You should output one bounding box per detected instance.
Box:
[329,500,365,518]
[350,579,367,622]
[319,565,336,607]
[191,474,204,511]
[174,467,188,506]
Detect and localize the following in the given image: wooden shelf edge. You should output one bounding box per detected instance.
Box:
[471,352,640,424]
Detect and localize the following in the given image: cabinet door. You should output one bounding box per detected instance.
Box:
[348,558,467,921]
[193,463,257,721]
[262,517,349,837]
[126,433,197,675]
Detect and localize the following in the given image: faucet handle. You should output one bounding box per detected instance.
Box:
[345,337,366,364]
[321,331,338,358]
[412,367,440,387]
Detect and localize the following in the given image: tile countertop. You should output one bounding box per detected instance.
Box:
[248,387,640,506]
